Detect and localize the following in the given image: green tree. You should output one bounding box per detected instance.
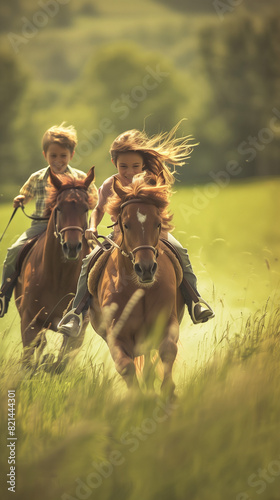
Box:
[198,10,280,177]
[0,49,28,183]
[154,0,221,13]
[73,43,187,135]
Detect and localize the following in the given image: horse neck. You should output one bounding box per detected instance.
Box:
[42,211,64,267]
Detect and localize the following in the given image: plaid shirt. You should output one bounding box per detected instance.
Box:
[20,165,97,220]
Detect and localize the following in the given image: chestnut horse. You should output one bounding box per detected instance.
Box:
[88,174,185,397]
[15,167,96,368]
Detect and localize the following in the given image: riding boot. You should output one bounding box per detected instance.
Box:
[179,282,215,324]
[57,285,90,337]
[57,309,84,337]
[163,234,215,324]
[0,294,9,318]
[0,278,16,318]
[57,244,106,336]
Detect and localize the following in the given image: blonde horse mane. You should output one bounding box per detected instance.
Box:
[105,173,174,232]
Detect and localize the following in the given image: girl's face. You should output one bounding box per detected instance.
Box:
[116,152,144,185]
[43,143,74,174]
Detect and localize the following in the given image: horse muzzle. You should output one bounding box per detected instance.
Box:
[62,241,83,260]
[130,245,158,284]
[134,260,158,284]
[55,225,85,260]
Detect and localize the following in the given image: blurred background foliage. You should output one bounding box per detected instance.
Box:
[0,0,279,196]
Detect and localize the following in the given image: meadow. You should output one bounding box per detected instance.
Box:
[0,178,279,500]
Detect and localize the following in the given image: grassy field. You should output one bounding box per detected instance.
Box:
[0,178,279,500]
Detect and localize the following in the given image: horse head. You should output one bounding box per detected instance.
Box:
[111,173,173,285]
[48,166,95,260]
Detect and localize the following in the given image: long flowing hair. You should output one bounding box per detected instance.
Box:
[109,120,196,186]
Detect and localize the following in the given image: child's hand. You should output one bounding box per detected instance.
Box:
[85,228,98,241]
[13,195,25,208]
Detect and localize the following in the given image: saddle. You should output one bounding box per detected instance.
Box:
[1,236,40,296]
[74,238,199,315]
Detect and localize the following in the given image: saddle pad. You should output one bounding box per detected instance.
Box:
[88,250,112,295]
[158,241,183,286]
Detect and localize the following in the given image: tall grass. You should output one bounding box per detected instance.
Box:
[0,304,279,500]
[0,179,279,499]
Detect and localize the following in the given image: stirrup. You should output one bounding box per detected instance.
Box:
[57,310,83,337]
[191,298,215,324]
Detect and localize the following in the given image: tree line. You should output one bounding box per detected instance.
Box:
[0,6,279,192]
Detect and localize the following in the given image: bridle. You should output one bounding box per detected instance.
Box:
[94,198,159,264]
[53,187,89,246]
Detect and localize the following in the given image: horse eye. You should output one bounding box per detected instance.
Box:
[124,223,129,230]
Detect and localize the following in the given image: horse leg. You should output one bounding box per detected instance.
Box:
[108,337,139,389]
[21,321,46,370]
[142,352,157,392]
[55,317,88,373]
[158,321,179,399]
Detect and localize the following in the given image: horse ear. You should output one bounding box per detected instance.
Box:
[113,176,126,199]
[49,169,63,190]
[84,166,95,189]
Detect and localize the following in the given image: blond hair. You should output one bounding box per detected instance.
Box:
[42,122,77,153]
[109,121,196,186]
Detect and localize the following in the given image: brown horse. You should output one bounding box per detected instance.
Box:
[15,167,96,369]
[88,174,185,397]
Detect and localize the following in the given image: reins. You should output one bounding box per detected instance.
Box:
[0,184,89,247]
[0,206,19,243]
[20,205,49,222]
[90,233,130,258]
[0,205,49,244]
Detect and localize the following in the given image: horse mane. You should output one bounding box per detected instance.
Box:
[44,177,96,217]
[106,173,174,232]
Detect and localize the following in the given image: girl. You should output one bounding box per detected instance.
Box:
[58,125,214,336]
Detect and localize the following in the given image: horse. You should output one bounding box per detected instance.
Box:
[15,166,96,369]
[88,174,185,398]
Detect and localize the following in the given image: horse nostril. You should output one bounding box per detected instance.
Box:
[134,263,143,276]
[62,242,68,253]
[77,242,82,253]
[151,262,157,275]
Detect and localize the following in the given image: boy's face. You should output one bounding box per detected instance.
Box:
[116,152,144,185]
[43,143,74,174]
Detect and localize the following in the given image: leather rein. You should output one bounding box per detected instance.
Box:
[0,186,89,247]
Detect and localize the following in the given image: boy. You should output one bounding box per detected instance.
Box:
[0,123,97,317]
